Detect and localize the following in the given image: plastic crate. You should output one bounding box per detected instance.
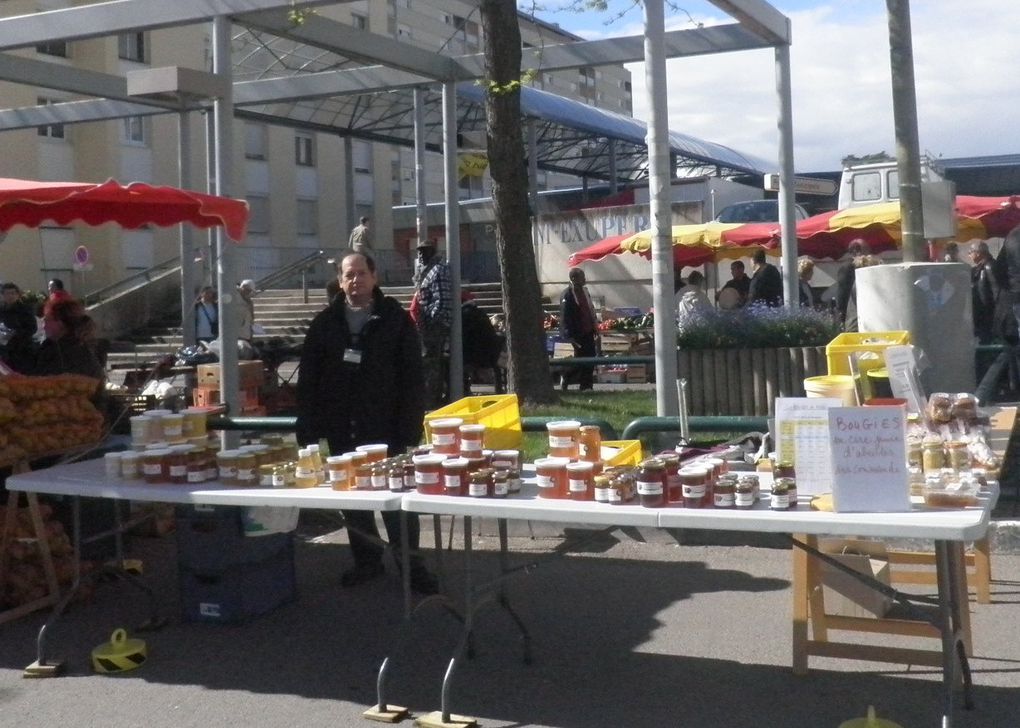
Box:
[825,331,911,376]
[424,394,522,450]
[601,440,642,467]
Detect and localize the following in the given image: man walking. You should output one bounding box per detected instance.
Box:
[559,267,598,391]
[348,216,373,255]
[296,252,437,594]
[414,239,453,408]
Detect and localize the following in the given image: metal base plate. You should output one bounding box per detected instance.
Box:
[415,711,478,728]
[23,660,66,679]
[363,705,410,723]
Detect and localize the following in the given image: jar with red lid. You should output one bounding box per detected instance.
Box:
[442,457,470,496]
[636,458,666,508]
[679,465,709,508]
[565,460,595,502]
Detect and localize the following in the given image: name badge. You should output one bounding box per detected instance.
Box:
[343,348,363,365]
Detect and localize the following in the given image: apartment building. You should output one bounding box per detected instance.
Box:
[0,0,631,294]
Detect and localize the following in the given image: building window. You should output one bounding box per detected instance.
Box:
[245,122,267,160]
[121,116,147,145]
[118,32,146,63]
[246,196,270,234]
[296,199,318,235]
[352,141,371,174]
[351,13,367,31]
[295,133,314,166]
[36,40,67,57]
[36,97,65,139]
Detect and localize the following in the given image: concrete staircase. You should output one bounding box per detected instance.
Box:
[105,282,516,369]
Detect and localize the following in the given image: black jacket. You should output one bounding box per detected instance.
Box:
[747,262,783,308]
[971,259,998,335]
[0,300,37,372]
[559,285,595,341]
[296,287,424,453]
[993,226,1020,343]
[33,336,105,381]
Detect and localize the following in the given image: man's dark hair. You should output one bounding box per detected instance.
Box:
[49,278,65,291]
[1,282,20,294]
[340,251,377,274]
[731,261,745,272]
[360,216,370,224]
[752,250,767,265]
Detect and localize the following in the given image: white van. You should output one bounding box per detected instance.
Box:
[837,158,945,209]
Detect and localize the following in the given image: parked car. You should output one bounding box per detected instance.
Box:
[715,199,808,223]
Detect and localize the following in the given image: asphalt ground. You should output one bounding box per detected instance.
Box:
[3,515,1020,728]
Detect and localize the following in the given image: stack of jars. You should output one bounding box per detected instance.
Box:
[533,420,604,501]
[413,418,522,499]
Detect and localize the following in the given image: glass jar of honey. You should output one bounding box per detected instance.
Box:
[216,450,240,485]
[492,469,509,498]
[636,458,665,508]
[468,469,492,498]
[294,448,319,489]
[658,453,682,503]
[579,425,602,463]
[507,469,522,494]
[945,441,969,471]
[326,455,352,490]
[402,460,416,491]
[235,451,257,487]
[429,418,463,455]
[735,479,756,509]
[369,465,387,490]
[121,451,142,480]
[142,449,170,484]
[387,466,405,493]
[491,450,520,472]
[162,413,185,442]
[774,460,796,479]
[593,475,611,503]
[679,465,709,508]
[458,424,486,456]
[168,445,193,484]
[534,457,570,499]
[565,460,595,502]
[713,477,736,508]
[922,436,945,473]
[442,457,470,496]
[356,443,389,463]
[770,478,795,510]
[413,453,446,495]
[546,420,581,460]
[351,462,372,490]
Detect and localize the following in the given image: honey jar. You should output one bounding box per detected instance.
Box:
[458,424,486,456]
[679,465,709,508]
[326,455,352,490]
[413,453,446,495]
[442,457,470,496]
[534,457,570,499]
[546,420,581,460]
[429,418,463,455]
[565,460,595,502]
[356,443,389,463]
[636,458,665,508]
[578,425,602,463]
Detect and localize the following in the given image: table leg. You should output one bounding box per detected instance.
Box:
[497,518,531,664]
[972,537,991,605]
[792,535,810,675]
[438,516,475,724]
[935,540,975,728]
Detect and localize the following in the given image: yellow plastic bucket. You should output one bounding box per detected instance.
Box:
[804,375,857,406]
[838,706,904,728]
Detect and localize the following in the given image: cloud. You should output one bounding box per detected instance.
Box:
[622,1,1020,172]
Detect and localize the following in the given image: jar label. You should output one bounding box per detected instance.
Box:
[122,465,139,477]
[548,435,574,448]
[682,484,706,498]
[389,476,404,492]
[260,474,274,487]
[205,468,218,481]
[371,475,388,490]
[536,474,554,489]
[568,478,588,493]
[607,489,623,503]
[508,477,522,492]
[469,482,488,497]
[219,466,237,478]
[403,474,416,489]
[272,474,287,488]
[143,463,162,476]
[594,487,610,503]
[735,492,755,507]
[295,467,315,479]
[492,459,513,469]
[169,465,187,477]
[494,481,509,496]
[328,470,346,482]
[459,440,482,452]
[237,468,255,481]
[355,475,372,489]
[415,471,439,484]
[432,432,457,445]
[164,426,182,437]
[637,481,663,495]
[714,492,735,508]
[770,493,790,509]
[444,474,462,490]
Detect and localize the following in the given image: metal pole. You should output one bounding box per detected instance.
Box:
[179,110,197,347]
[204,111,217,287]
[343,136,356,241]
[413,87,428,246]
[643,0,678,416]
[443,82,463,401]
[212,16,240,448]
[775,41,798,308]
[608,139,618,194]
[886,0,925,262]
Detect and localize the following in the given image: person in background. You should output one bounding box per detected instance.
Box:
[193,286,219,344]
[413,239,453,408]
[675,270,712,327]
[717,260,750,309]
[460,290,505,394]
[746,249,783,308]
[797,257,817,308]
[43,278,73,317]
[237,279,256,343]
[0,282,38,372]
[296,252,436,594]
[559,266,598,391]
[943,241,961,263]
[969,241,999,344]
[348,216,373,255]
[34,298,104,381]
[993,226,1020,344]
[834,239,871,331]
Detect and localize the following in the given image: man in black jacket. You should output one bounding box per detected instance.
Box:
[746,249,783,308]
[297,252,436,594]
[559,267,598,390]
[969,241,999,343]
[0,282,37,372]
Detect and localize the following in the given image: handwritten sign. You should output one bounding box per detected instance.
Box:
[828,406,911,512]
[775,397,841,496]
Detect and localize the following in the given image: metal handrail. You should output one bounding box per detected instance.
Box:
[622,416,769,440]
[82,256,181,307]
[255,249,326,301]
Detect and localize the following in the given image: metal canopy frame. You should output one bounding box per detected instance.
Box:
[0,0,783,185]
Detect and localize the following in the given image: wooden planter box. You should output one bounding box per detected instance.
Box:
[677,346,827,416]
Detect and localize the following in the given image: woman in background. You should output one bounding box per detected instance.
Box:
[34,299,104,382]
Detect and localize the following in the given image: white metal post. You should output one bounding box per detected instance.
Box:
[775,41,798,308]
[179,110,197,347]
[413,87,428,247]
[443,82,463,401]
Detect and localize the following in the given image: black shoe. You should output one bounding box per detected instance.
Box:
[341,561,385,587]
[409,567,439,596]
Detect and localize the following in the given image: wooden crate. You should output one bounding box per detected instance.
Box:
[193,385,260,409]
[196,360,265,388]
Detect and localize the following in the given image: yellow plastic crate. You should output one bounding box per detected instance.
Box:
[423,394,522,450]
[601,440,643,467]
[825,331,910,376]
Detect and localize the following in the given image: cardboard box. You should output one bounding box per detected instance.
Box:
[197,360,265,387]
[819,539,893,618]
[625,364,648,383]
[552,342,575,359]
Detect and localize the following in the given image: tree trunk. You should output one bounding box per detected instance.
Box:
[480,0,556,405]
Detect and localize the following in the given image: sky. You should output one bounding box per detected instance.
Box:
[523,0,1019,173]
